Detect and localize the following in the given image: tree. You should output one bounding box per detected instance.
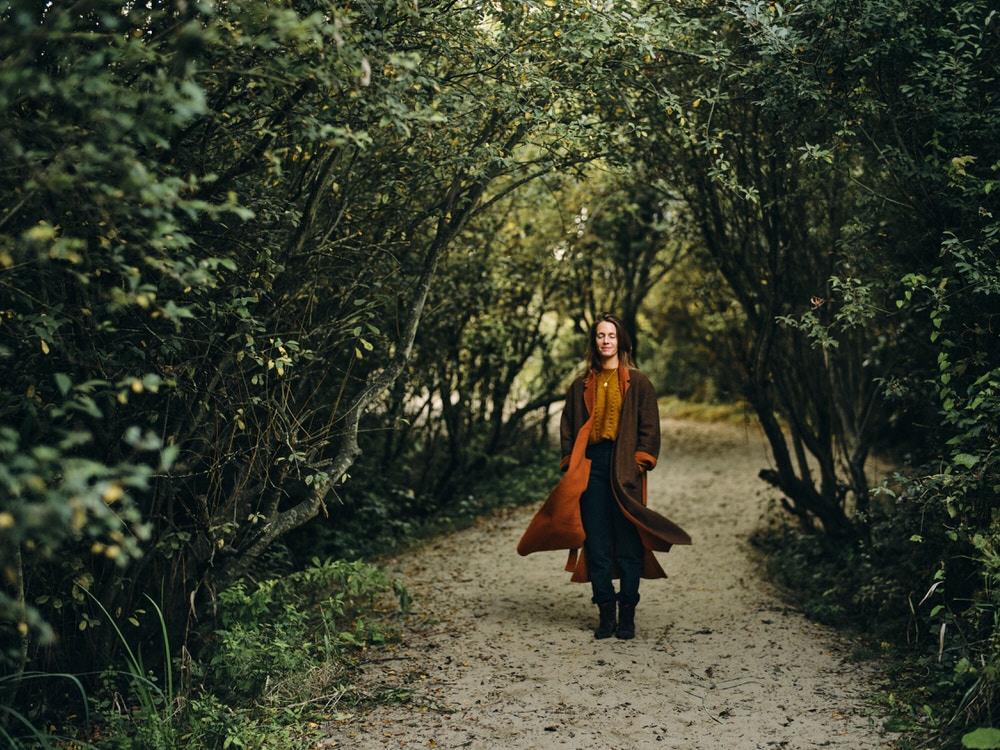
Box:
[578,0,902,535]
[0,0,694,699]
[557,167,693,357]
[669,0,1000,733]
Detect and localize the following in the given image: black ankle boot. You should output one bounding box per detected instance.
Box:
[594,601,616,639]
[616,602,636,640]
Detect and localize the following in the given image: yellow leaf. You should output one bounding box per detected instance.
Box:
[26,223,56,242]
[41,340,50,354]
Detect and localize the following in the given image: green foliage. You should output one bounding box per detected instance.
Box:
[84,591,177,749]
[752,487,945,634]
[2,0,996,745]
[309,446,561,561]
[551,168,694,353]
[0,671,89,749]
[645,251,748,402]
[670,1,1000,742]
[586,0,893,535]
[203,559,399,705]
[964,727,1000,749]
[1,0,661,696]
[178,693,306,750]
[76,558,403,749]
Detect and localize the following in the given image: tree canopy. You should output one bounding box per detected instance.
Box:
[2,0,999,745]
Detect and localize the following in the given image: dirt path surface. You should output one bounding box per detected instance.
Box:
[321,419,890,749]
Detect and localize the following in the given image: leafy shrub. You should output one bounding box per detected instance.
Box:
[74,558,405,749]
[201,559,399,705]
[299,444,561,562]
[752,475,993,746]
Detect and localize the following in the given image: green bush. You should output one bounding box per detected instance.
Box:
[752,476,992,746]
[69,558,406,749]
[201,559,398,705]
[299,444,561,562]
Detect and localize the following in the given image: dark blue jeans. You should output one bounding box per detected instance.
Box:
[580,440,643,607]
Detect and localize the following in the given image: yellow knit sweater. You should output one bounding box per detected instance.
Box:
[588,368,621,444]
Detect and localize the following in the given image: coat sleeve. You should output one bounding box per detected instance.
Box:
[633,373,660,470]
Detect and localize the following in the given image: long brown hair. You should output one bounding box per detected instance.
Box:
[585,312,636,372]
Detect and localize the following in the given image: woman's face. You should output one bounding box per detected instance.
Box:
[595,321,618,360]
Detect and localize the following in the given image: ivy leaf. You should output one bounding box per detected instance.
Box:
[953,453,980,469]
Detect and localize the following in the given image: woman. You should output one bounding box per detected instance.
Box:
[517,313,691,639]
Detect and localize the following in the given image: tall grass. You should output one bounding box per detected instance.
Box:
[82,589,177,749]
[0,671,91,749]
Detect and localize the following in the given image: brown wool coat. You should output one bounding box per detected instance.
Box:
[517,367,692,582]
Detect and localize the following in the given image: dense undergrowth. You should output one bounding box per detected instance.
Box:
[752,485,996,750]
[0,454,560,749]
[1,558,400,749]
[289,447,562,565]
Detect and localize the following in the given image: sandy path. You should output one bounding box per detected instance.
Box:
[321,419,890,749]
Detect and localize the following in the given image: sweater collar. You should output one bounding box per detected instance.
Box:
[584,366,631,414]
